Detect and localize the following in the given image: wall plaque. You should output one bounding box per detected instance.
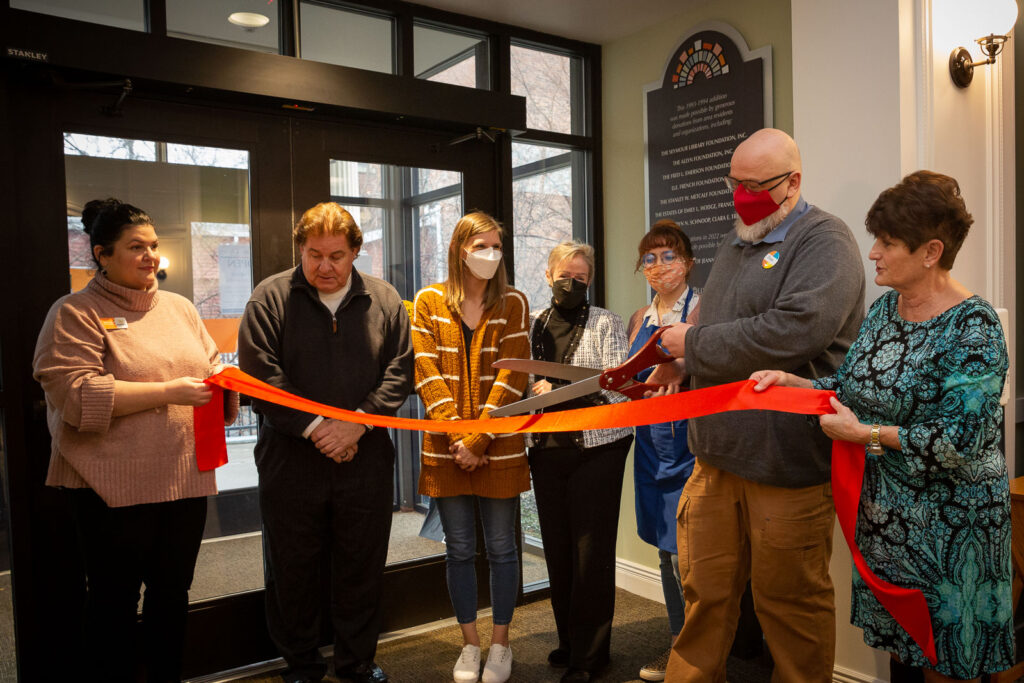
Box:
[644,23,772,289]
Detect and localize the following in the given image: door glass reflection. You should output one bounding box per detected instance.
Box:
[63,132,261,601]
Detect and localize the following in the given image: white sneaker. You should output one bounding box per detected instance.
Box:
[453,644,481,682]
[481,643,512,683]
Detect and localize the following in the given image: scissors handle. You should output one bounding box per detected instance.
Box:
[599,326,676,394]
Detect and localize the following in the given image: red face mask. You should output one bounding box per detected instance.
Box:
[733,184,782,226]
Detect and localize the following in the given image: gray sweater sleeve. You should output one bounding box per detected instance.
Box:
[685,222,865,382]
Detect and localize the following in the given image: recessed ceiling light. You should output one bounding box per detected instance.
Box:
[228,12,270,29]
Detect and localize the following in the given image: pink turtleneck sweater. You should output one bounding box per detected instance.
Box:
[33,272,238,507]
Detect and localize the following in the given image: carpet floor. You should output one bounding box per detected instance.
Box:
[223,588,773,683]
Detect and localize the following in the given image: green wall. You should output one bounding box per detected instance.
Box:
[602,0,793,571]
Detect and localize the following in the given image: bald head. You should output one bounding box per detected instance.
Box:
[730,128,802,210]
[733,129,801,175]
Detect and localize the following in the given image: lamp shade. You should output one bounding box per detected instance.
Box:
[964,0,1018,38]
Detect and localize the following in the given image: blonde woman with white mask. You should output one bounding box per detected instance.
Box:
[411,211,530,683]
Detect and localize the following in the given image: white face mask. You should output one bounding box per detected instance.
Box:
[464,247,502,280]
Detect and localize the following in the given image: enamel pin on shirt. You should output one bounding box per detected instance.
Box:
[100,317,128,330]
[489,326,675,417]
[762,250,780,269]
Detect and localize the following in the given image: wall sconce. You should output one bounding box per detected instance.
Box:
[158,256,169,281]
[949,0,1018,87]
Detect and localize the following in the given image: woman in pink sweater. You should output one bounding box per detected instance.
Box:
[33,198,237,683]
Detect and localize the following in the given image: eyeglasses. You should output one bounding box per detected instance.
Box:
[642,250,679,268]
[723,171,793,193]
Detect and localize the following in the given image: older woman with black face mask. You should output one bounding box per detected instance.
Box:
[526,240,633,683]
[33,197,237,682]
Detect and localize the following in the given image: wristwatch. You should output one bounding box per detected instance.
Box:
[867,423,883,455]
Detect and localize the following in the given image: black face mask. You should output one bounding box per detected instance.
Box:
[551,278,588,310]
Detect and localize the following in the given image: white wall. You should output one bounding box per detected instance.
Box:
[792,0,1015,679]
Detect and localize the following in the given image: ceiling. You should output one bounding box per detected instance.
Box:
[410,0,709,44]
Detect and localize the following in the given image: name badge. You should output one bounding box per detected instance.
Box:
[762,251,780,269]
[100,317,128,330]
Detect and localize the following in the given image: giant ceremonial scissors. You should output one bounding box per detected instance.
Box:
[489,326,676,417]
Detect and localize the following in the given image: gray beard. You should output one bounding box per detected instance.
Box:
[735,202,790,243]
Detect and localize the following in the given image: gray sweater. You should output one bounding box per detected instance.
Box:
[685,204,865,487]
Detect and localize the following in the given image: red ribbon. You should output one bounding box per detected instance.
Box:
[193,384,228,472]
[197,365,937,664]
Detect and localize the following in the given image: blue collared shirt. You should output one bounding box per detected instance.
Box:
[732,197,810,246]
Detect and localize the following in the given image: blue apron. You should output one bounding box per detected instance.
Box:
[632,289,695,553]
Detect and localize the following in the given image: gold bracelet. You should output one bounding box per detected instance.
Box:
[867,423,884,455]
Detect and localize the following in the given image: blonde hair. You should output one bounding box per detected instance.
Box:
[546,241,595,280]
[293,202,362,250]
[445,211,508,315]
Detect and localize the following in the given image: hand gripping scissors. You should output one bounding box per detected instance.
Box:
[488,326,676,417]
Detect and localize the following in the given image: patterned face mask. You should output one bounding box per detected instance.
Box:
[644,261,687,294]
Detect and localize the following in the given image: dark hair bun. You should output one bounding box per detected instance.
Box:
[80,198,153,266]
[81,198,123,236]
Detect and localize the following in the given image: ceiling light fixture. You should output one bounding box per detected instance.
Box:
[228,12,271,30]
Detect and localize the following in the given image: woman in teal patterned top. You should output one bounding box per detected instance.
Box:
[751,171,1012,682]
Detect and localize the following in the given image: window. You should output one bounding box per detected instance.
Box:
[512,143,588,311]
[329,160,463,300]
[300,2,395,73]
[414,23,489,89]
[64,132,261,600]
[167,0,280,53]
[511,43,585,135]
[507,39,593,592]
[10,0,146,31]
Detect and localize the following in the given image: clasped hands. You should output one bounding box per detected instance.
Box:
[451,440,487,472]
[310,418,366,464]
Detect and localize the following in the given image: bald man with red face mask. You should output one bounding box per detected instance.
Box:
[658,129,866,682]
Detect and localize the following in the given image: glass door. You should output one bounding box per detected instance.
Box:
[5,82,504,680]
[62,131,266,606]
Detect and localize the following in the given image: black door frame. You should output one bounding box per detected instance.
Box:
[1,76,515,681]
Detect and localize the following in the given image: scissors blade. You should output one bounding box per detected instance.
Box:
[488,375,603,417]
[491,358,602,382]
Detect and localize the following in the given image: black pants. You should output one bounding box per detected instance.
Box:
[529,435,632,672]
[257,427,395,682]
[69,488,207,683]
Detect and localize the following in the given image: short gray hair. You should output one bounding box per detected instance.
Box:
[547,240,595,278]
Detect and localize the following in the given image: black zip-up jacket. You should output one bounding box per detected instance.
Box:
[239,266,413,439]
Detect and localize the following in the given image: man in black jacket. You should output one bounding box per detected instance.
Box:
[239,202,413,683]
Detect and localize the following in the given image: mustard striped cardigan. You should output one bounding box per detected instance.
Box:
[412,283,531,498]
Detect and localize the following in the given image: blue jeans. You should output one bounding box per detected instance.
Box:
[659,549,685,636]
[436,495,520,625]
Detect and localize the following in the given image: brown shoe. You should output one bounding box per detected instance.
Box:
[639,648,671,681]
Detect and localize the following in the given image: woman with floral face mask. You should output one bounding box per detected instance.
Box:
[626,220,698,682]
[526,241,633,682]
[411,211,530,683]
